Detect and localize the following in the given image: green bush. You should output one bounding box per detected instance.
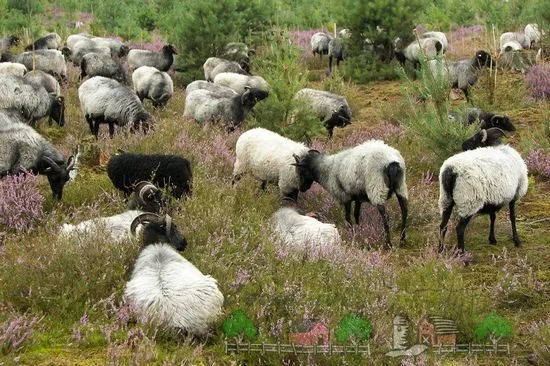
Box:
[6,0,42,14]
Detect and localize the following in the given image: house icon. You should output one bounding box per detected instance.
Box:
[288,319,330,346]
[418,316,458,346]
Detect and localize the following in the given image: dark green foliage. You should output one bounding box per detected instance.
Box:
[475,312,513,344]
[6,0,42,14]
[0,9,31,33]
[222,310,258,341]
[334,313,373,344]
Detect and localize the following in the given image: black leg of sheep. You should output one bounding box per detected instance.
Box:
[456,215,472,253]
[509,200,521,247]
[377,204,391,249]
[397,194,408,243]
[489,212,497,245]
[439,203,455,252]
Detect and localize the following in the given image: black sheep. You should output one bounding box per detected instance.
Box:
[107,153,192,199]
[450,108,516,132]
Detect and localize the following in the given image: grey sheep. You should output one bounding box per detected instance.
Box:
[1,49,67,83]
[0,74,65,126]
[23,70,61,96]
[91,37,129,58]
[311,32,332,57]
[525,24,544,48]
[420,31,448,52]
[66,33,93,50]
[428,50,494,103]
[78,76,150,138]
[184,86,268,130]
[0,110,74,199]
[80,52,127,83]
[500,40,523,54]
[293,88,351,138]
[0,62,28,76]
[25,32,62,51]
[449,107,516,132]
[127,44,177,72]
[203,57,248,82]
[328,37,344,73]
[213,72,270,94]
[223,42,254,72]
[395,37,443,70]
[65,39,111,66]
[132,66,173,107]
[185,80,237,98]
[0,35,20,52]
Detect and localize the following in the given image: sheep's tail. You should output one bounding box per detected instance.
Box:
[385,162,404,198]
[440,166,457,201]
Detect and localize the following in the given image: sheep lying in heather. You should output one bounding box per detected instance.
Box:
[439,144,528,252]
[78,76,150,137]
[107,153,193,199]
[1,49,67,82]
[185,80,237,98]
[127,44,177,72]
[80,52,127,83]
[311,32,332,57]
[293,88,352,138]
[232,128,310,200]
[0,111,74,199]
[395,37,443,70]
[24,70,61,96]
[124,215,223,336]
[25,33,62,51]
[132,66,173,107]
[292,140,408,248]
[0,62,27,76]
[203,57,248,82]
[213,72,270,94]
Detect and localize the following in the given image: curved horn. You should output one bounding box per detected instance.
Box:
[481,129,488,143]
[130,213,162,236]
[487,127,508,137]
[42,157,60,171]
[137,181,158,201]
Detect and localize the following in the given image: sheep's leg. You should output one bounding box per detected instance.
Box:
[354,200,362,224]
[463,88,471,103]
[489,212,497,245]
[377,204,391,249]
[108,122,115,138]
[85,115,94,135]
[456,215,472,253]
[259,180,267,191]
[397,194,408,243]
[327,127,334,139]
[344,201,353,225]
[439,203,454,252]
[509,200,521,247]
[329,56,333,73]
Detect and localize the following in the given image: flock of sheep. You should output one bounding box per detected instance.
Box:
[0,22,541,336]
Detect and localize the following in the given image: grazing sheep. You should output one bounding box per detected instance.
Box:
[427,50,495,102]
[311,32,332,57]
[1,49,67,82]
[124,214,223,336]
[232,127,310,200]
[66,33,93,49]
[78,76,150,137]
[293,88,352,138]
[292,140,408,248]
[461,128,509,151]
[328,37,344,72]
[203,57,248,82]
[91,37,129,58]
[60,182,167,241]
[0,74,65,126]
[80,52,127,83]
[0,62,27,76]
[24,70,61,96]
[0,111,74,199]
[185,80,237,98]
[449,108,516,132]
[500,40,523,54]
[499,32,531,51]
[223,42,253,72]
[25,32,62,51]
[132,66,173,107]
[213,72,270,94]
[0,35,20,52]
[525,23,544,47]
[395,37,443,70]
[421,31,448,52]
[438,144,528,252]
[184,87,268,130]
[127,44,177,72]
[66,40,111,66]
[107,153,193,199]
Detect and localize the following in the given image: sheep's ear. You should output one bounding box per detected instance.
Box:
[481,129,488,143]
[291,153,301,166]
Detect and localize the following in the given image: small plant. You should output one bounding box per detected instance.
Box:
[0,172,45,233]
[475,312,513,344]
[334,313,373,344]
[525,149,550,179]
[0,311,42,355]
[525,64,550,101]
[222,310,258,341]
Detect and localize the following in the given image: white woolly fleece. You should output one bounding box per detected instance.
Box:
[213,72,270,94]
[59,210,146,242]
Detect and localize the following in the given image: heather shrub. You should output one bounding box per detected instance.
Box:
[526,65,550,101]
[0,310,42,355]
[525,149,550,179]
[0,172,45,233]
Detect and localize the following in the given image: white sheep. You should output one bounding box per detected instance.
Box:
[203,57,248,82]
[213,72,270,94]
[525,24,544,48]
[395,37,443,69]
[127,45,177,72]
[438,144,528,252]
[499,40,523,54]
[0,62,27,76]
[421,31,448,53]
[232,128,310,200]
[292,140,408,248]
[499,32,531,51]
[1,49,67,82]
[132,66,173,107]
[185,80,237,98]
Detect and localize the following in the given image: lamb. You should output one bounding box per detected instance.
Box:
[185,80,237,98]
[500,40,523,54]
[0,62,27,76]
[127,44,177,72]
[328,37,344,72]
[0,111,74,199]
[90,37,129,58]
[461,128,509,151]
[78,76,150,137]
[213,72,270,94]
[395,37,443,70]
[0,74,65,126]
[427,50,494,102]
[183,86,268,130]
[24,70,61,96]
[124,214,223,336]
[1,49,67,82]
[525,23,544,48]
[132,66,173,107]
[203,57,248,82]
[449,108,516,132]
[232,127,310,200]
[438,144,528,252]
[311,32,332,57]
[107,153,193,199]
[25,32,62,51]
[499,32,531,51]
[0,35,19,52]
[80,52,127,83]
[292,140,408,248]
[293,88,351,138]
[420,31,448,53]
[222,42,254,72]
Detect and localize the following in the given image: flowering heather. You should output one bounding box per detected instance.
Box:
[127,35,168,52]
[289,29,327,53]
[450,25,485,41]
[525,65,550,101]
[0,172,45,232]
[341,123,404,147]
[0,312,42,354]
[525,149,550,179]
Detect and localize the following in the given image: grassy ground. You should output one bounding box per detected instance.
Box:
[0,42,549,365]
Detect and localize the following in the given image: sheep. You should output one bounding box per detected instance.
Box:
[78,76,150,138]
[23,70,61,96]
[25,32,62,51]
[203,57,248,82]
[427,50,495,103]
[183,87,268,130]
[59,181,168,242]
[311,32,332,58]
[185,80,238,98]
[292,140,408,248]
[80,52,127,83]
[107,153,193,199]
[525,23,544,48]
[461,128,509,151]
[500,40,523,54]
[438,144,528,252]
[0,35,20,52]
[328,37,344,72]
[232,127,310,200]
[66,33,93,50]
[293,88,352,138]
[91,37,129,58]
[0,62,27,76]
[339,29,351,38]
[395,37,443,70]
[222,42,254,72]
[420,31,448,53]
[1,49,67,82]
[0,111,74,199]
[213,72,270,94]
[124,214,223,336]
[132,66,173,107]
[0,74,65,126]
[66,40,111,66]
[127,44,177,72]
[499,32,531,51]
[449,108,516,132]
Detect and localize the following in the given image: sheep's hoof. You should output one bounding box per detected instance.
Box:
[514,239,522,248]
[489,237,497,245]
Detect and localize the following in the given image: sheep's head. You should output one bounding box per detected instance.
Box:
[127,181,164,213]
[118,45,129,57]
[291,150,320,193]
[153,93,171,108]
[130,213,187,251]
[40,155,75,199]
[462,128,508,151]
[163,44,177,55]
[241,86,269,109]
[484,115,515,132]
[474,50,495,69]
[9,36,20,46]
[49,94,65,127]
[61,47,72,60]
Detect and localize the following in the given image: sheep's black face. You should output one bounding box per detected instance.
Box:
[475,50,495,69]
[462,128,506,151]
[50,95,65,127]
[490,115,515,132]
[9,36,20,46]
[164,44,177,55]
[119,45,129,57]
[144,221,187,251]
[292,151,319,193]
[41,156,74,200]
